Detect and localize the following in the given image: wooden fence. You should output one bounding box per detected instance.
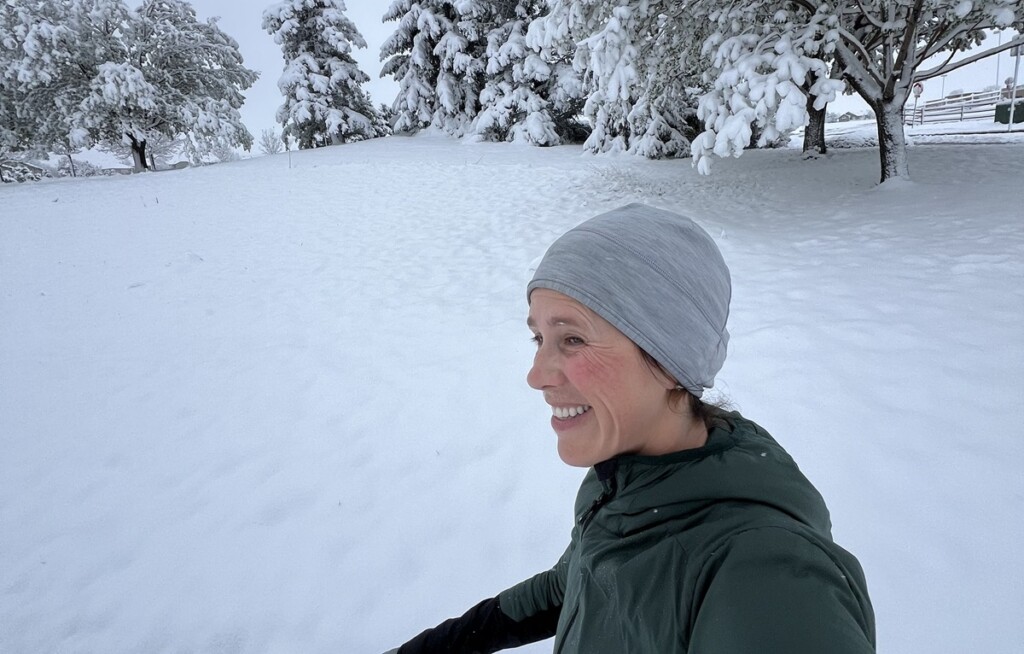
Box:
[903,88,1023,125]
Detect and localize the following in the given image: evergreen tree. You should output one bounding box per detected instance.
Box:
[529,0,700,157]
[472,0,568,145]
[381,0,471,134]
[263,0,380,149]
[379,0,436,133]
[376,103,396,134]
[381,0,583,142]
[436,0,491,135]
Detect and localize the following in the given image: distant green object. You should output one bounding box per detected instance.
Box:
[995,101,1024,124]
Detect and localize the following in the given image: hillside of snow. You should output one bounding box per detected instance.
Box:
[2,131,1022,653]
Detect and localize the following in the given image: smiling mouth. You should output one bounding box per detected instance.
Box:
[552,405,591,419]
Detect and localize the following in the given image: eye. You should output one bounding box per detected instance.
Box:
[530,333,543,346]
[564,336,585,346]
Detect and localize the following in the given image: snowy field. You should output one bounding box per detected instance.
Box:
[2,124,1023,653]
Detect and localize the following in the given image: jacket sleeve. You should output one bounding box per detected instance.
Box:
[689,526,876,654]
[397,547,570,654]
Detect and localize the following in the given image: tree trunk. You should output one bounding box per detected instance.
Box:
[802,69,828,156]
[873,101,910,183]
[128,135,150,173]
[803,95,827,155]
[66,153,77,177]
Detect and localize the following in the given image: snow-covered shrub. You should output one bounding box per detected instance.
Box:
[0,160,50,183]
[55,157,106,178]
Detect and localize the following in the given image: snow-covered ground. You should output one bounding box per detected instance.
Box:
[2,124,1022,653]
[791,115,1024,148]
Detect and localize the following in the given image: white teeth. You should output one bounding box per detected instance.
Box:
[553,405,590,419]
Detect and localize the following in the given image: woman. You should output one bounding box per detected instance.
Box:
[386,203,875,653]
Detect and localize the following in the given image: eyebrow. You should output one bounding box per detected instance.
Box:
[526,315,587,329]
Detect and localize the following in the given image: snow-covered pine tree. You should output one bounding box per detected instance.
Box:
[262,0,380,149]
[529,0,701,157]
[380,0,444,132]
[624,4,708,158]
[471,0,578,145]
[381,0,492,136]
[520,3,588,142]
[435,0,490,135]
[374,103,396,136]
[579,4,644,153]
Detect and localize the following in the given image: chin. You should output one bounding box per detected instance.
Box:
[556,442,599,468]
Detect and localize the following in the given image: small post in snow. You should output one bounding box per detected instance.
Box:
[1008,46,1021,133]
[911,82,924,126]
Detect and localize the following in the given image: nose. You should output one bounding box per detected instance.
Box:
[527,343,561,390]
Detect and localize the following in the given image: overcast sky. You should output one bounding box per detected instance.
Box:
[176,1,1020,138]
[177,0,399,139]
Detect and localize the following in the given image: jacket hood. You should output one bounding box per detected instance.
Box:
[577,412,833,538]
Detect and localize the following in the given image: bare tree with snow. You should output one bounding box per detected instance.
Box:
[258,128,285,155]
[1,0,257,172]
[694,0,1024,182]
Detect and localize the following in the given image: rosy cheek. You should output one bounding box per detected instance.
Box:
[567,351,618,391]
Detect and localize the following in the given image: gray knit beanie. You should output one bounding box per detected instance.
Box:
[527,203,731,397]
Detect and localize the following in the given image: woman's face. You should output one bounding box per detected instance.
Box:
[527,288,684,467]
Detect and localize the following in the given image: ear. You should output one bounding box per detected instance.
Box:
[654,372,679,391]
[648,355,679,391]
[637,346,679,390]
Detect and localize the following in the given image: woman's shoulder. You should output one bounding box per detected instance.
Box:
[689,523,876,652]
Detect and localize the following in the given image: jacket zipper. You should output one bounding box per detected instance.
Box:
[558,461,619,654]
[579,458,620,533]
[578,475,617,533]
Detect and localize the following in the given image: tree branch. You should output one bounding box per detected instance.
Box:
[920,18,980,61]
[837,26,885,85]
[916,48,959,84]
[916,34,1024,80]
[789,0,820,15]
[853,0,886,30]
[833,39,883,102]
[886,0,925,97]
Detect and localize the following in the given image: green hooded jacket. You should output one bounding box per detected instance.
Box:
[496,412,875,653]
